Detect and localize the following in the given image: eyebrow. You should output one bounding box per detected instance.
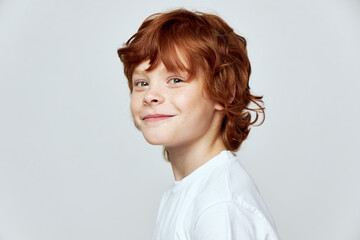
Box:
[132,69,146,76]
[132,68,188,77]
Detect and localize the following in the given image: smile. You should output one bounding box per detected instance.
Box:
[142,114,176,122]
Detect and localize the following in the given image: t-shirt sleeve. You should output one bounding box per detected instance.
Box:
[193,202,278,240]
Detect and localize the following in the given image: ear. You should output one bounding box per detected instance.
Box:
[228,81,236,104]
[214,102,224,111]
[214,81,236,111]
[216,82,236,111]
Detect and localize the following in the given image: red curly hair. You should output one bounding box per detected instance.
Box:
[117,8,264,153]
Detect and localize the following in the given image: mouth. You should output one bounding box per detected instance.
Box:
[142,114,176,122]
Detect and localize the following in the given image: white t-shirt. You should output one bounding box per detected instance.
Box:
[152,150,279,240]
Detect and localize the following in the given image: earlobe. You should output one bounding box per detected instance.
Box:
[214,103,224,111]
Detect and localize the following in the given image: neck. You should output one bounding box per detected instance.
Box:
[166,135,226,181]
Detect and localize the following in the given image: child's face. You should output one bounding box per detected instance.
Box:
[130,60,223,149]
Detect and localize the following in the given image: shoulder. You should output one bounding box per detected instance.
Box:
[191,151,279,238]
[192,201,279,240]
[194,151,265,214]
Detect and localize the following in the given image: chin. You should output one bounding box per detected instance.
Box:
[142,133,170,146]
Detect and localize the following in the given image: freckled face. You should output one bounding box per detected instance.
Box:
[130,60,223,149]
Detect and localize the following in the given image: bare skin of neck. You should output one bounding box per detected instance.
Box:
[166,120,227,181]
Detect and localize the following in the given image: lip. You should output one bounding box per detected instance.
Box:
[142,114,176,122]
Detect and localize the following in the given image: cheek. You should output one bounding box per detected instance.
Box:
[177,93,215,121]
[130,95,140,117]
[129,96,141,130]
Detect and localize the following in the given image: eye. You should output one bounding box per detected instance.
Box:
[168,78,183,84]
[134,81,149,87]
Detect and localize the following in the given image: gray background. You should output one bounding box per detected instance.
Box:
[0,0,359,239]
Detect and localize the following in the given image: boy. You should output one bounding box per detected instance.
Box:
[118,8,279,240]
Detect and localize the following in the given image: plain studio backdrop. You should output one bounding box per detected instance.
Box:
[0,0,359,239]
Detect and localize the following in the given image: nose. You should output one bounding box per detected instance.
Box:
[143,86,164,105]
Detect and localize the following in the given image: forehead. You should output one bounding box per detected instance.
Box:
[133,60,160,74]
[132,45,200,77]
[132,60,190,78]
